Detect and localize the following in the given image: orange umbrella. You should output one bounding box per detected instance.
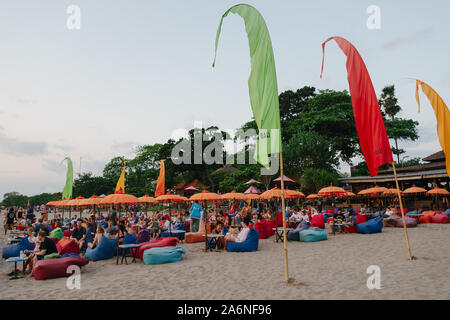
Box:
[341,191,356,197]
[382,188,403,196]
[287,190,305,198]
[221,190,247,200]
[426,187,450,196]
[318,185,346,196]
[79,195,102,206]
[46,200,60,206]
[156,191,187,203]
[100,192,139,205]
[260,187,298,199]
[189,190,222,202]
[403,186,427,194]
[306,193,319,200]
[245,193,260,200]
[358,185,388,196]
[138,194,158,204]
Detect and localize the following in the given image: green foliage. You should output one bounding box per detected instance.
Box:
[1,191,61,207]
[73,173,114,198]
[300,168,339,195]
[379,85,401,119]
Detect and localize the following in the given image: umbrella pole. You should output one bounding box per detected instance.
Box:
[392,162,413,260]
[279,152,290,284]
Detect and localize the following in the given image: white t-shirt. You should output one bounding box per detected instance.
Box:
[235,227,250,243]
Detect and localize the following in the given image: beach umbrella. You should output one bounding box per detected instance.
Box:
[403,185,427,211]
[260,187,300,199]
[426,187,450,210]
[358,186,388,196]
[100,192,139,205]
[245,193,260,200]
[244,185,261,194]
[184,186,199,194]
[306,194,319,200]
[138,194,158,204]
[78,195,102,206]
[341,191,356,197]
[272,175,297,185]
[382,188,403,196]
[244,178,261,185]
[221,190,247,200]
[318,186,346,197]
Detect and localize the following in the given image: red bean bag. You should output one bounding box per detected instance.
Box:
[431,214,450,224]
[276,212,283,227]
[63,230,72,237]
[355,214,368,224]
[57,237,72,249]
[59,240,81,256]
[254,221,271,239]
[327,209,334,214]
[185,232,205,243]
[50,238,59,245]
[33,256,89,280]
[17,226,25,231]
[419,215,432,224]
[310,214,325,229]
[136,237,179,259]
[344,224,357,233]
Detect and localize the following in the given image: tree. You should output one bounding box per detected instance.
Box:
[73,173,114,198]
[1,192,29,207]
[300,168,339,195]
[379,85,419,163]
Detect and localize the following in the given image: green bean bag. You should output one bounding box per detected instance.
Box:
[49,228,63,240]
[299,227,328,242]
[44,253,61,260]
[143,246,186,265]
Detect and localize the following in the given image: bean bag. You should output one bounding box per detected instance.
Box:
[310,214,325,229]
[2,236,35,259]
[63,230,72,237]
[143,246,186,265]
[383,216,401,227]
[84,236,117,261]
[136,228,151,244]
[173,223,186,231]
[33,256,89,280]
[136,237,179,259]
[57,237,72,249]
[445,209,450,215]
[299,227,327,242]
[44,253,61,260]
[266,220,276,236]
[344,224,357,233]
[254,220,271,239]
[358,217,383,234]
[185,222,211,243]
[431,214,450,224]
[276,212,283,227]
[118,233,137,255]
[50,238,59,245]
[355,214,368,224]
[326,208,334,214]
[287,222,310,241]
[226,228,259,252]
[49,228,63,240]
[395,217,418,228]
[59,240,81,256]
[419,215,432,224]
[161,230,185,241]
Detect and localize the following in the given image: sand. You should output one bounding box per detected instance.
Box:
[1,211,450,300]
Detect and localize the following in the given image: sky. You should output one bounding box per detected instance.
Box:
[0,0,449,199]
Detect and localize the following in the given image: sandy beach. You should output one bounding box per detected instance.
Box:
[1,211,450,300]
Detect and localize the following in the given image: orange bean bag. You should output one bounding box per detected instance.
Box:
[419,216,432,224]
[185,221,211,243]
[57,237,72,249]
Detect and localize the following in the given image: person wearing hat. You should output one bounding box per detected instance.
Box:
[70,218,86,249]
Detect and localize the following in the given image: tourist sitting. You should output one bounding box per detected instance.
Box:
[71,219,87,249]
[330,209,348,234]
[24,230,58,274]
[225,216,251,243]
[290,210,302,221]
[384,207,394,218]
[88,225,105,249]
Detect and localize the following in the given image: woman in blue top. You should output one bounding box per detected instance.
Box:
[189,201,204,233]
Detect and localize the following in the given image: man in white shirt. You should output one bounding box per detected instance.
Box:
[225,217,251,243]
[290,210,302,221]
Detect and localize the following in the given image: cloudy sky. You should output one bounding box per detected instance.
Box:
[0,0,448,198]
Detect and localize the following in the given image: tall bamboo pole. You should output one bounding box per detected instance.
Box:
[279,152,289,283]
[392,162,413,260]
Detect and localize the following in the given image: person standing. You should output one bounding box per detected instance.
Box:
[4,207,16,234]
[189,201,204,233]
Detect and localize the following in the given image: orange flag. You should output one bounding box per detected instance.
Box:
[155,160,165,197]
[415,80,450,177]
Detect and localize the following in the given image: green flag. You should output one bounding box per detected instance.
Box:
[213,3,281,167]
[61,157,73,200]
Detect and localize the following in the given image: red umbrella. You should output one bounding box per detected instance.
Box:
[272,175,297,185]
[244,185,261,194]
[184,186,199,194]
[244,178,261,185]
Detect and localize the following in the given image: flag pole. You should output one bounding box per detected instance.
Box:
[279,152,289,283]
[392,161,414,260]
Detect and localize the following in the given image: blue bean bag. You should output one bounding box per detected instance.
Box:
[299,227,327,242]
[173,223,186,231]
[143,246,186,265]
[287,222,310,241]
[161,230,185,241]
[118,233,137,255]
[84,236,117,261]
[357,217,383,234]
[444,209,450,217]
[226,228,259,252]
[2,236,35,259]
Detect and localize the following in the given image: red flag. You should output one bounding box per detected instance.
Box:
[321,36,393,176]
[154,160,165,197]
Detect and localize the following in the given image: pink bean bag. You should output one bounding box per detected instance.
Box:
[431,214,450,224]
[395,217,418,228]
[136,237,179,259]
[266,220,276,236]
[33,256,89,280]
[310,214,325,229]
[254,220,272,239]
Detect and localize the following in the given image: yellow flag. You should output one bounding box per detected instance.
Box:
[115,162,126,193]
[416,80,450,177]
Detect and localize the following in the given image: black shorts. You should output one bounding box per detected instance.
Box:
[36,255,44,261]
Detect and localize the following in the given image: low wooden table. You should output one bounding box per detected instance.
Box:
[202,234,225,251]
